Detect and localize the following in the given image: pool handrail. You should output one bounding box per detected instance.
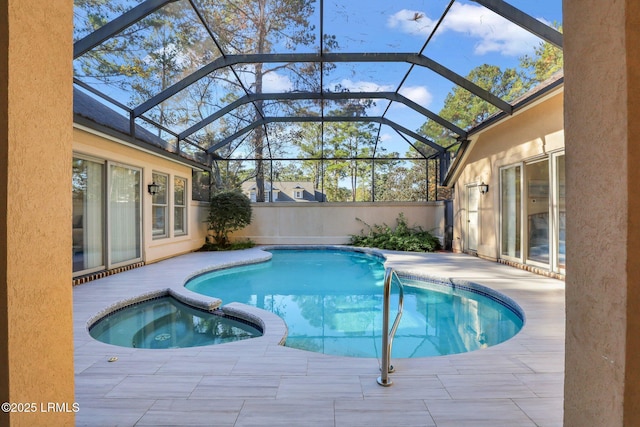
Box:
[377,267,404,387]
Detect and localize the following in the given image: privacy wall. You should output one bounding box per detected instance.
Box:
[231,202,445,245]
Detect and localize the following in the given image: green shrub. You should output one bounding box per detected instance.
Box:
[350,213,441,252]
[199,239,255,252]
[206,190,252,248]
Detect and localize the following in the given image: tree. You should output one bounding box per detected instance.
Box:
[313,97,378,201]
[324,120,377,201]
[197,0,319,202]
[207,191,252,247]
[374,159,425,202]
[74,2,214,133]
[418,64,528,149]
[289,122,324,188]
[372,155,405,201]
[520,25,564,83]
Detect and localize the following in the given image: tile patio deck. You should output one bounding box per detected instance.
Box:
[74,248,565,426]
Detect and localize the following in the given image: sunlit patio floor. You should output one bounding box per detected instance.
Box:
[74,248,565,426]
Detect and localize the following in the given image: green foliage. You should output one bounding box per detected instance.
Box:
[418,64,528,148]
[520,24,563,83]
[350,213,442,252]
[207,191,252,247]
[200,239,255,252]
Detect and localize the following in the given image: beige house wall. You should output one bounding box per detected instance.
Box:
[231,202,445,245]
[73,127,209,266]
[451,89,564,263]
[1,1,75,425]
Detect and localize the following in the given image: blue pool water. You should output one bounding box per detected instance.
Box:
[186,249,523,358]
[89,296,262,349]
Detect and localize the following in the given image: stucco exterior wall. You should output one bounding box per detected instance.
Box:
[230,202,445,245]
[451,90,564,262]
[73,127,208,265]
[1,1,75,425]
[564,0,640,425]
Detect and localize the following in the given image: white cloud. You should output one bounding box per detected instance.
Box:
[398,85,433,107]
[387,9,436,37]
[335,80,433,113]
[262,72,294,92]
[442,3,540,56]
[232,67,294,92]
[379,133,393,142]
[387,3,541,57]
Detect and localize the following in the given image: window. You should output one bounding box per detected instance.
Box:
[72,157,104,273]
[151,172,168,239]
[174,176,187,235]
[500,165,522,259]
[294,189,303,199]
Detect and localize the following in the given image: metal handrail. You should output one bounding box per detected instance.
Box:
[377,267,404,387]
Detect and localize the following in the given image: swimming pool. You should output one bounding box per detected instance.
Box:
[186,248,524,358]
[89,295,262,349]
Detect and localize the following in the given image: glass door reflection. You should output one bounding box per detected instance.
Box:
[526,160,550,265]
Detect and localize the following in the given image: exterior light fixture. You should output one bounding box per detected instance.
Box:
[148,181,159,196]
[478,182,489,194]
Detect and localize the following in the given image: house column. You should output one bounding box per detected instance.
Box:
[564,0,640,425]
[0,1,75,426]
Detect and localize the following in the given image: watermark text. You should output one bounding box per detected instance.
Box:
[1,402,79,413]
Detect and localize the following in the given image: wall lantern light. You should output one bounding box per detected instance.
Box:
[478,182,489,194]
[148,181,160,196]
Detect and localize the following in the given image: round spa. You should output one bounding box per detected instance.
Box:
[89,295,262,349]
[185,248,524,358]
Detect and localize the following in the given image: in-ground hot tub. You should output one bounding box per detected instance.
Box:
[89,295,262,349]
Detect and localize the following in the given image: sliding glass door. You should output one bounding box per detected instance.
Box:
[526,159,550,265]
[499,153,565,274]
[73,158,144,276]
[553,154,566,273]
[500,165,521,259]
[109,164,142,266]
[72,157,104,273]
